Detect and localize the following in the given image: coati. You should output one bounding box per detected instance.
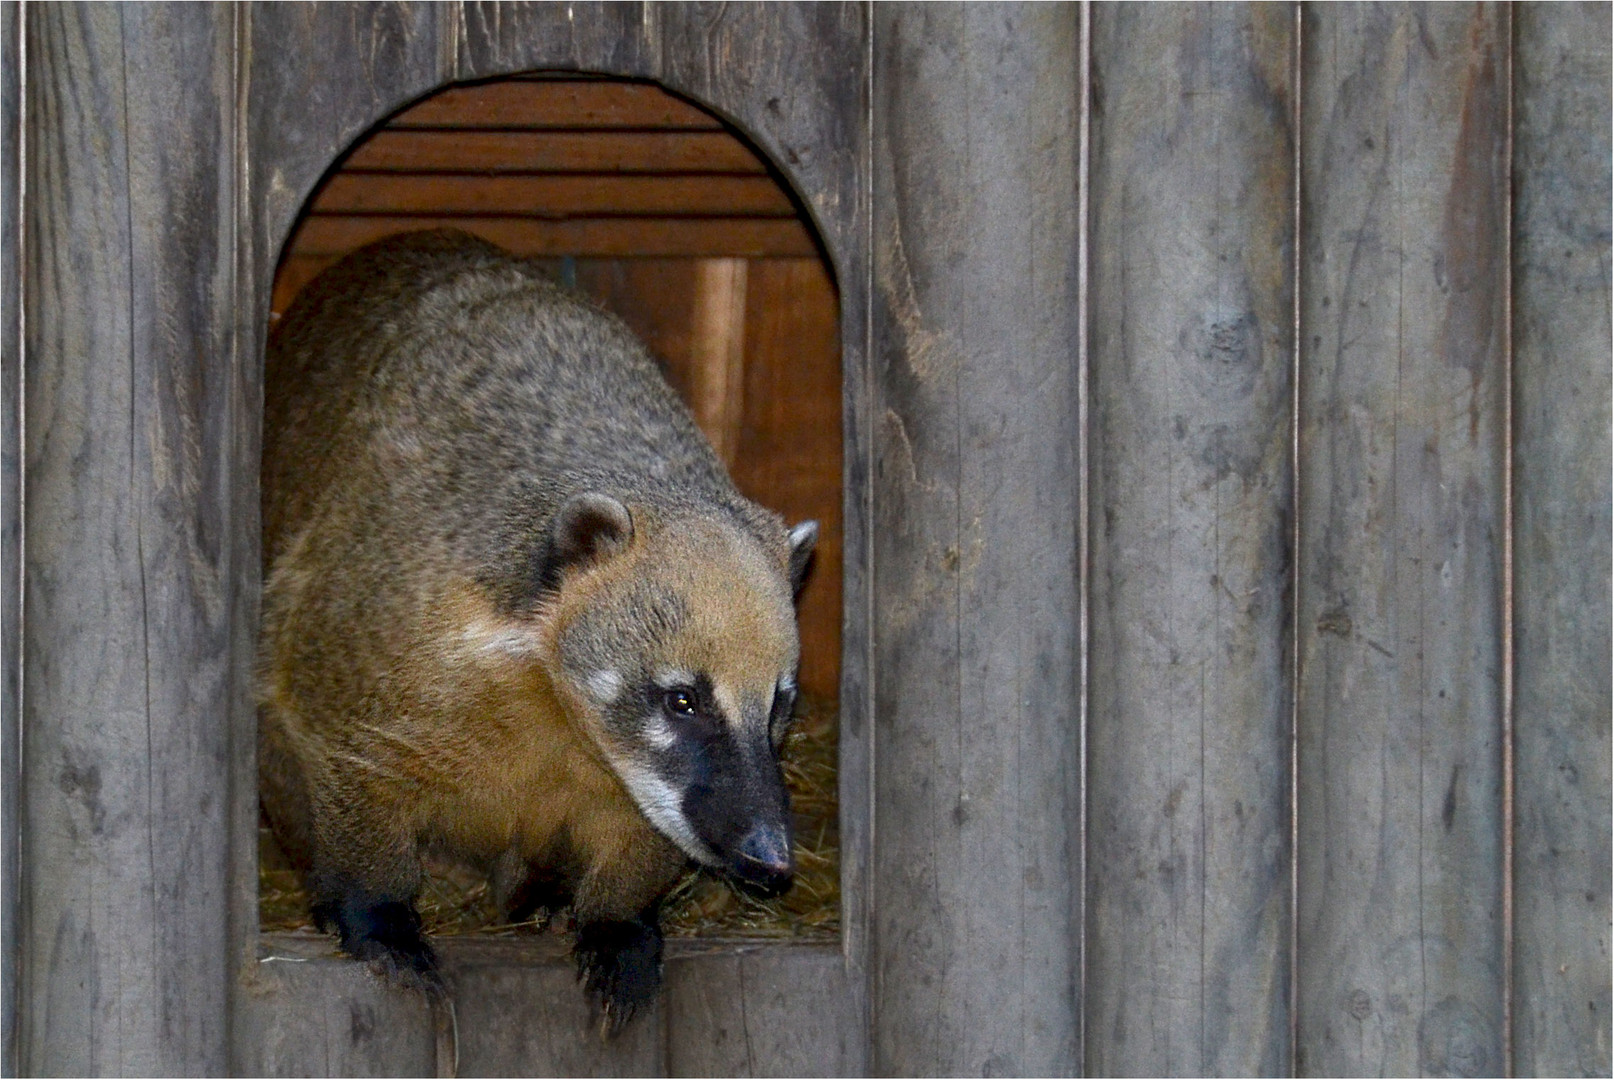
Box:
[258,229,815,1031]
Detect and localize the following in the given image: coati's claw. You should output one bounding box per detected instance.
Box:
[314,896,442,992]
[574,918,663,1036]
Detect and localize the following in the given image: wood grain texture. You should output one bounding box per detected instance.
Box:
[286,214,815,258]
[1,1,21,1070]
[651,3,866,278]
[1296,6,1509,1075]
[687,258,748,464]
[454,2,654,83]
[647,3,874,1056]
[1511,4,1613,1075]
[234,937,437,1078]
[307,173,795,217]
[342,128,769,173]
[393,78,722,129]
[1085,5,1295,1074]
[20,4,239,1073]
[438,938,663,1077]
[246,2,449,289]
[236,5,451,1074]
[871,5,1082,1073]
[663,943,863,1077]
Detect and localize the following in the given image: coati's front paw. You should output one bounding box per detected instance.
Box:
[313,896,443,993]
[573,917,663,1036]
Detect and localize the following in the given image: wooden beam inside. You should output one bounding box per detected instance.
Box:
[286,216,816,259]
[342,130,770,174]
[307,173,795,217]
[688,258,749,466]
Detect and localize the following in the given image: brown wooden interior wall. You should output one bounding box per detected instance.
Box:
[4,4,1610,1078]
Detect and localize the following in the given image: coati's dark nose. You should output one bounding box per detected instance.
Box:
[733,823,793,892]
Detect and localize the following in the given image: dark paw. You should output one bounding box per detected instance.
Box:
[573,917,663,1037]
[313,896,442,993]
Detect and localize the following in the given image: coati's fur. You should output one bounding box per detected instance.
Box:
[258,229,815,1030]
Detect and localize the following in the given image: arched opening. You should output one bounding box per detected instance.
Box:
[258,75,842,943]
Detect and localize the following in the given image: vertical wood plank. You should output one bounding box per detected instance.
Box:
[651,3,867,311]
[688,258,749,466]
[1511,4,1613,1075]
[1296,6,1509,1075]
[236,8,449,1071]
[1085,4,1296,1074]
[650,5,873,1062]
[454,2,653,81]
[438,939,663,1077]
[232,940,437,1078]
[871,5,1082,1072]
[663,944,864,1077]
[21,4,238,1073]
[1,0,22,1070]
[245,2,447,290]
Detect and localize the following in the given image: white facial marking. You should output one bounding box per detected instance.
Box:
[644,714,678,751]
[614,762,718,865]
[586,668,624,704]
[712,683,742,729]
[654,668,696,690]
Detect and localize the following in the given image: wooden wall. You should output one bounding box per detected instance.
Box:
[1086,7,1295,1072]
[1512,5,1613,1074]
[3,3,1608,1077]
[1,2,20,1070]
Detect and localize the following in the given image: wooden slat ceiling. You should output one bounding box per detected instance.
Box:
[281,78,814,264]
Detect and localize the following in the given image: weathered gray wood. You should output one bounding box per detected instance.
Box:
[1085,5,1295,1074]
[246,2,448,289]
[233,935,438,1078]
[234,7,450,1072]
[454,1,653,81]
[1296,6,1509,1075]
[645,14,874,1056]
[652,4,865,273]
[663,943,863,1077]
[1511,4,1613,1075]
[439,937,662,1077]
[870,5,1082,1073]
[20,4,240,1073]
[1,1,22,1072]
[236,5,872,1075]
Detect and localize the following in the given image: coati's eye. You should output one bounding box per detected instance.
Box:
[663,687,698,718]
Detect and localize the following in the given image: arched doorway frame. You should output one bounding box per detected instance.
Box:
[232,5,873,1073]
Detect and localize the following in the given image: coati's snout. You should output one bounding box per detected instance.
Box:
[666,685,796,894]
[548,493,816,893]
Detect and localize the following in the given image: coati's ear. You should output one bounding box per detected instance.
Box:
[787,520,818,595]
[546,492,634,584]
